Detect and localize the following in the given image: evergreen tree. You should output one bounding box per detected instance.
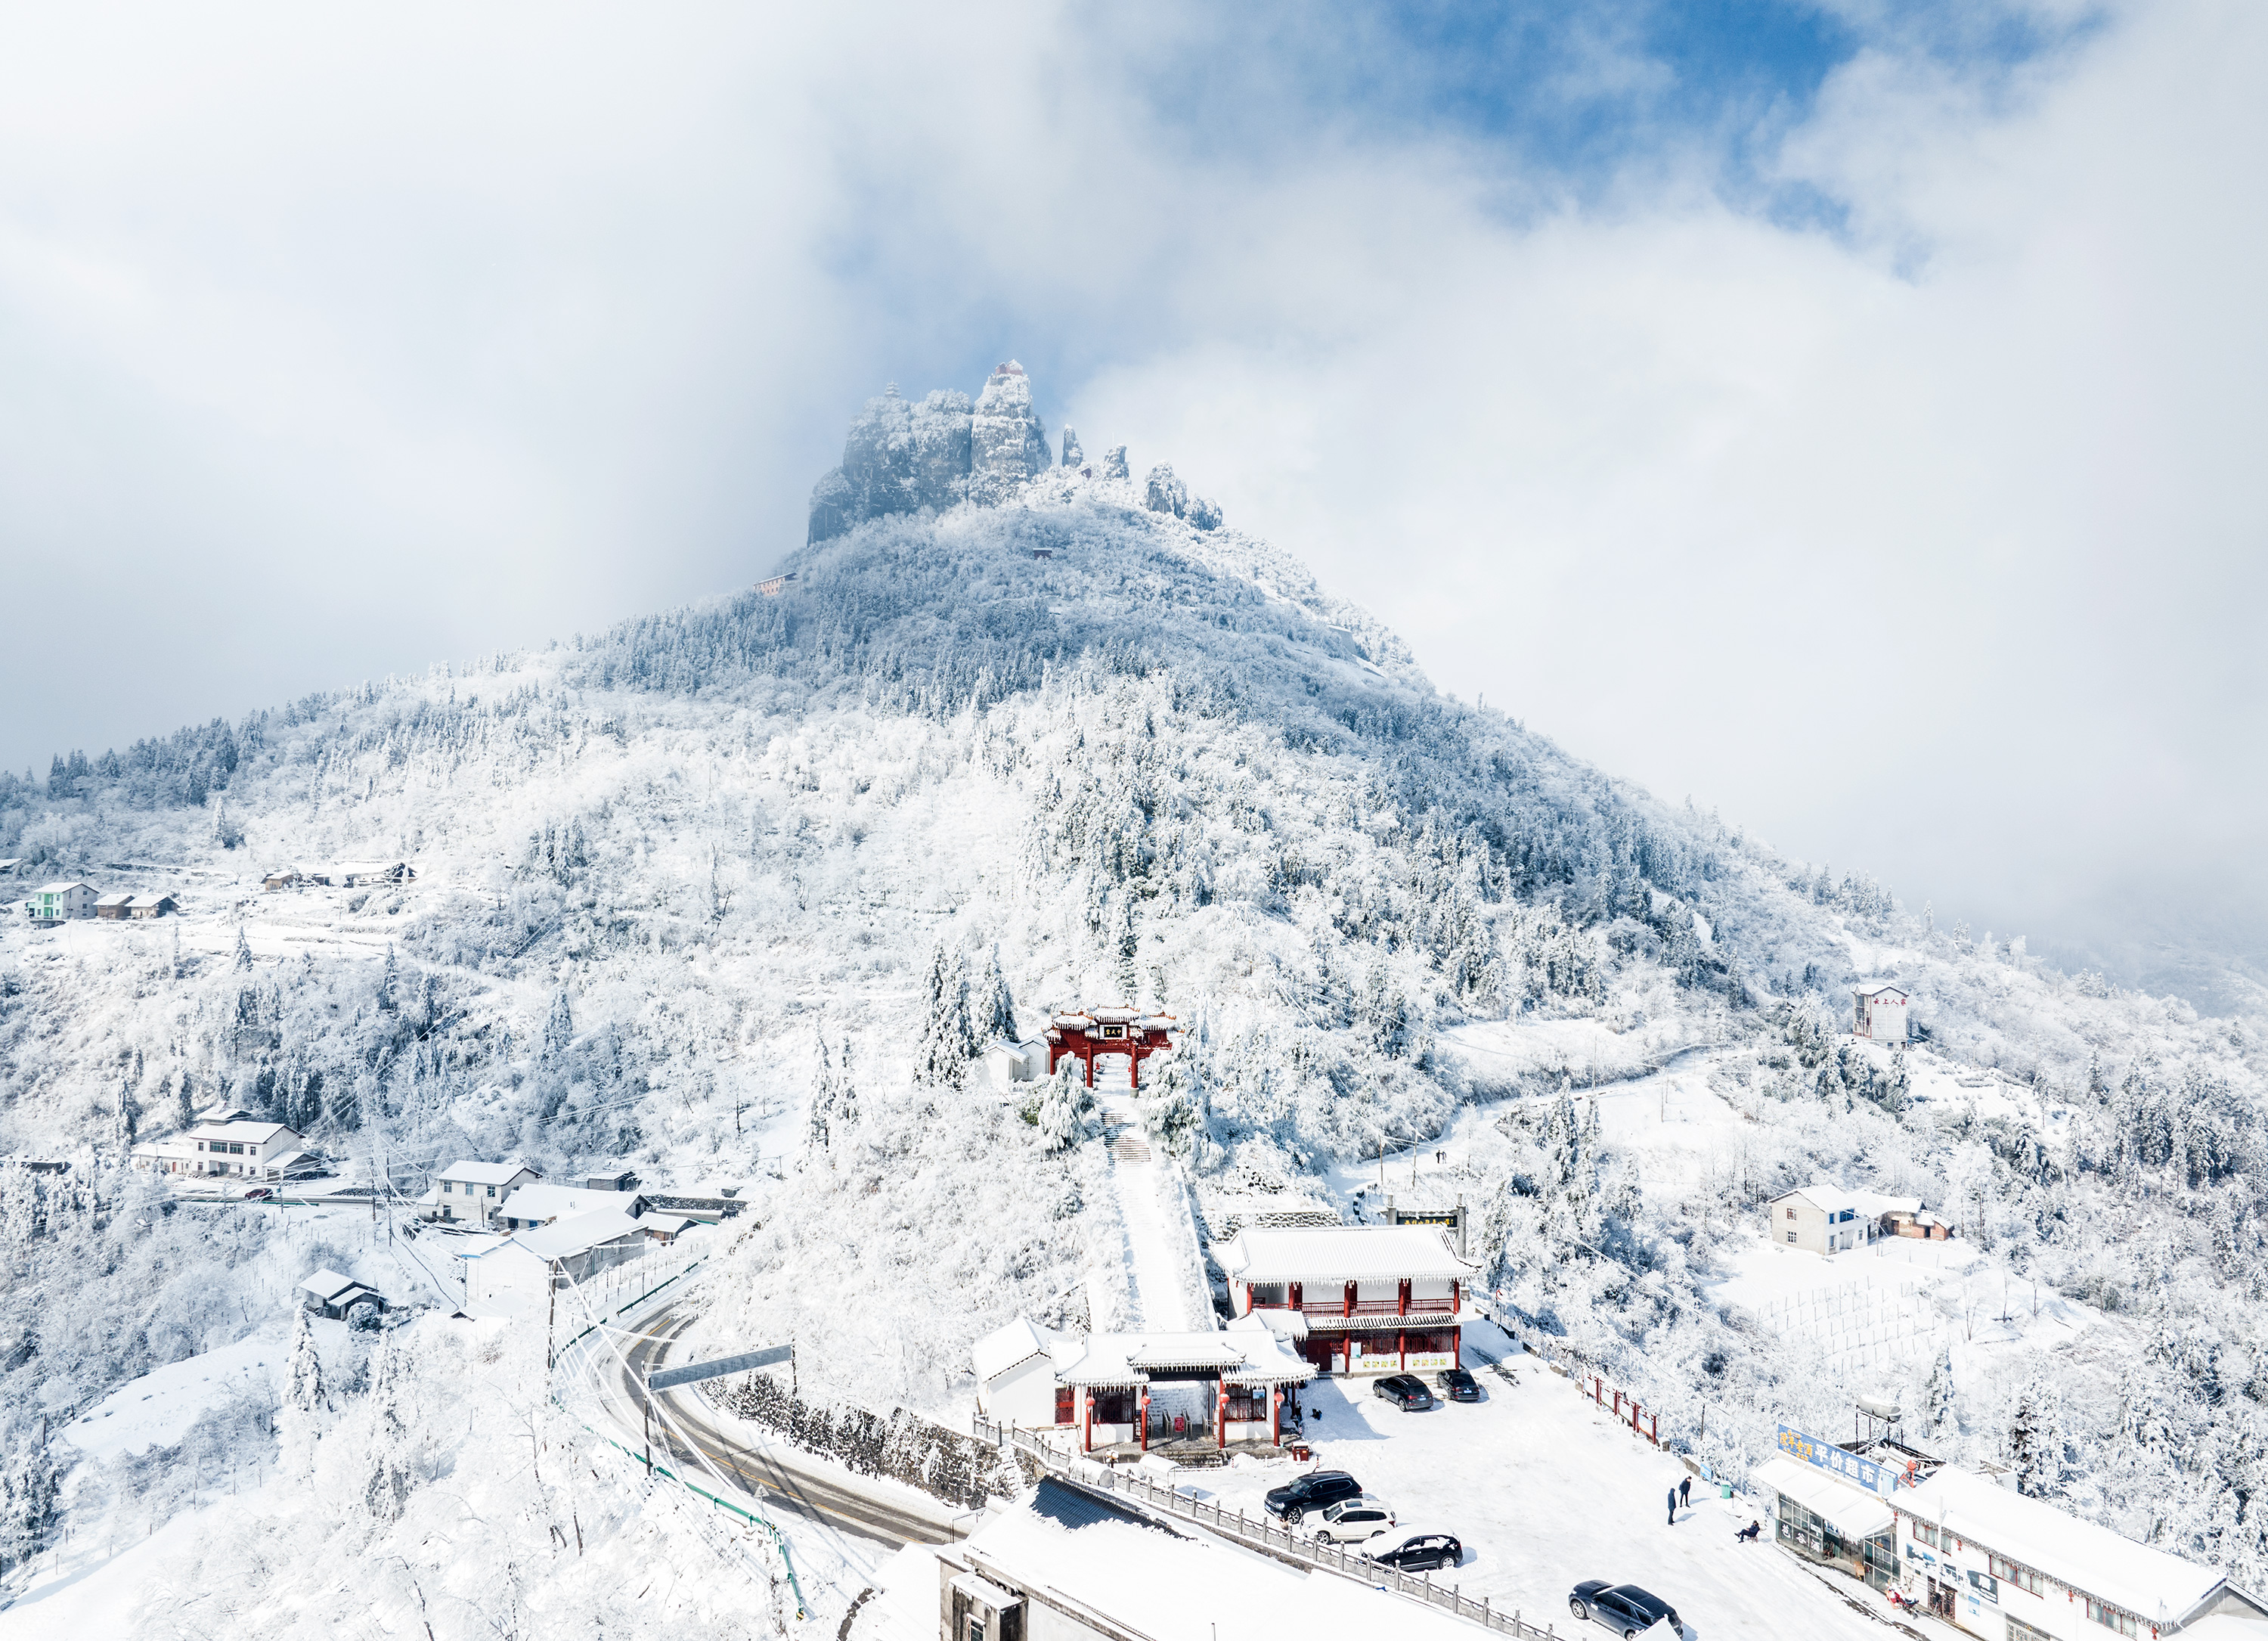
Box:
[364,1332,414,1523]
[2004,1374,2065,1497]
[234,923,255,971]
[805,1034,857,1153]
[915,942,974,1087]
[972,945,1018,1044]
[1141,1056,1207,1162]
[278,1305,327,1477]
[1037,1060,1097,1154]
[1924,1345,1958,1435]
[113,1075,138,1152]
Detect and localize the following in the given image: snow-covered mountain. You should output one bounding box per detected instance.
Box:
[3,363,2266,1633]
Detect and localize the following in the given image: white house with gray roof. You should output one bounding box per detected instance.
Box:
[430,1159,542,1227]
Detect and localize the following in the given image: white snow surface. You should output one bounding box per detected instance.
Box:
[60,1336,281,1461]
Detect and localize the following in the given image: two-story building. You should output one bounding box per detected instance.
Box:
[1853,982,1913,1044]
[971,1312,1312,1455]
[429,1160,542,1227]
[1768,1183,1950,1255]
[1213,1223,1479,1376]
[23,882,96,923]
[177,1118,304,1179]
[1892,1466,2268,1638]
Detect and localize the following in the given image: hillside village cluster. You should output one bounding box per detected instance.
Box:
[48,974,2258,1641]
[6,856,414,925]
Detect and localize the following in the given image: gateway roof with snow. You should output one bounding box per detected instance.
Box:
[1214,1223,1476,1283]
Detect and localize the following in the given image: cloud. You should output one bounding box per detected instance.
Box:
[1,0,2260,992]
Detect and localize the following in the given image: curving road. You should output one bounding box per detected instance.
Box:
[606,1309,959,1550]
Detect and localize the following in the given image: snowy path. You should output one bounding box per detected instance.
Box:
[1089,1064,1212,1333]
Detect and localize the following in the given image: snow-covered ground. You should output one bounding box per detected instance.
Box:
[61,1336,282,1462]
[1089,1065,1212,1332]
[1173,1329,1915,1641]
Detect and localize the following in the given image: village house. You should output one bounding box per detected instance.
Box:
[127,894,178,919]
[1769,1183,1954,1255]
[427,1160,542,1227]
[1853,982,1913,1043]
[577,1165,641,1192]
[492,1179,650,1230]
[262,869,302,891]
[299,1269,386,1323]
[23,882,96,923]
[937,1476,1480,1641]
[333,861,415,888]
[93,892,135,920]
[455,1206,651,1310]
[132,1117,308,1180]
[972,1313,1312,1456]
[1892,1465,2268,1638]
[1213,1222,1479,1376]
[981,1036,1049,1090]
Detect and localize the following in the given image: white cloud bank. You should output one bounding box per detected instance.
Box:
[0,0,2260,993]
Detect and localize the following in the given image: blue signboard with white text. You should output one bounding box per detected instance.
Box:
[1775,1424,1907,1495]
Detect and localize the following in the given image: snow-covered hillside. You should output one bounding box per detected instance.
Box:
[3,364,2266,1631]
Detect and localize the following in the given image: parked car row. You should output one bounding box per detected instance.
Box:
[1263,1455,1685,1635]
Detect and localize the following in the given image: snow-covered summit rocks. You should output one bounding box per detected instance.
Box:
[806,361,1222,541]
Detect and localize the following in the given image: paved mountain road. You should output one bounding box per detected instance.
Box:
[608,1309,959,1551]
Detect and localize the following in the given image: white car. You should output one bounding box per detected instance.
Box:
[1312,1494,1397,1544]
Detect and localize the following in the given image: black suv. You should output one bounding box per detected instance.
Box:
[1569,1582,1684,1638]
[1438,1366,1481,1402]
[1263,1469,1362,1525]
[1374,1373,1435,1411]
[1366,1531,1464,1572]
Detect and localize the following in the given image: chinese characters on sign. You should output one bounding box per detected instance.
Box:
[1776,1424,1906,1494]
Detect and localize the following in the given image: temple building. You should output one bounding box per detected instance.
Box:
[1213,1223,1479,1376]
[1043,1007,1177,1087]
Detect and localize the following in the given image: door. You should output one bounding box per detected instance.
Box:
[1929,1579,1956,1618]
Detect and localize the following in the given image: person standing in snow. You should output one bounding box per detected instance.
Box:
[1680,1475,1692,1508]
[1667,1485,1678,1525]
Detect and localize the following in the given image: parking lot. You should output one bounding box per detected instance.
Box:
[1173,1327,1912,1641]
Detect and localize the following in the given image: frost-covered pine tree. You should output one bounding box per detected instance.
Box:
[113,1075,138,1152]
[2004,1374,2065,1497]
[1140,1056,1207,1163]
[1923,1344,1957,1435]
[916,942,974,1087]
[805,1034,857,1154]
[363,1332,414,1523]
[1037,1061,1097,1154]
[972,945,1018,1045]
[278,1305,327,1478]
[234,923,255,972]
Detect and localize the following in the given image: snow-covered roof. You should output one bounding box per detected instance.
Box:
[1753,1454,1894,1542]
[496,1182,642,1224]
[125,893,175,907]
[1774,1183,1922,1218]
[334,859,407,875]
[973,1316,1056,1383]
[299,1268,370,1301]
[1215,1224,1476,1283]
[192,1121,297,1144]
[1854,980,1910,998]
[94,892,135,907]
[1896,1466,2231,1626]
[510,1206,646,1261]
[1055,1326,1311,1387]
[640,1214,697,1237]
[36,881,91,894]
[440,1159,538,1186]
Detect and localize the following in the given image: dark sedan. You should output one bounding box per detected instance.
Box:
[1373,1373,1435,1411]
[1363,1529,1463,1572]
[1569,1581,1684,1638]
[1437,1366,1482,1402]
[1263,1469,1362,1525]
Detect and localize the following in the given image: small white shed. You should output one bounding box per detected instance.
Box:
[983,1038,1049,1091]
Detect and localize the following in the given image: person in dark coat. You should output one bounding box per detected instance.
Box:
[1736,1518,1761,1543]
[1680,1476,1692,1507]
[1667,1486,1678,1525]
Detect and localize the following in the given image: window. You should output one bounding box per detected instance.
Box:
[487,1185,497,1198]
[1785,1207,1796,1220]
[1092,1388,1136,1425]
[1990,1554,2043,1596]
[1054,1386,1074,1425]
[1226,1385,1266,1422]
[2087,1599,2139,1636]
[1913,1522,1939,1549]
[1786,1233,1797,1244]
[443,1180,454,1193]
[2006,1618,2054,1641]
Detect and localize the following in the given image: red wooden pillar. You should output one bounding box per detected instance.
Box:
[1139,1391,1150,1452]
[1218,1385,1228,1450]
[1398,1328,1407,1371]
[1451,1279,1460,1312]
[1083,1044,1095,1088]
[1288,1281,1303,1311]
[1083,1390,1094,1453]
[1272,1386,1282,1447]
[1398,1278,1410,1317]
[1343,1281,1355,1317]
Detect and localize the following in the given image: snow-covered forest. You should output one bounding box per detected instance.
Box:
[3,376,2267,1631]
